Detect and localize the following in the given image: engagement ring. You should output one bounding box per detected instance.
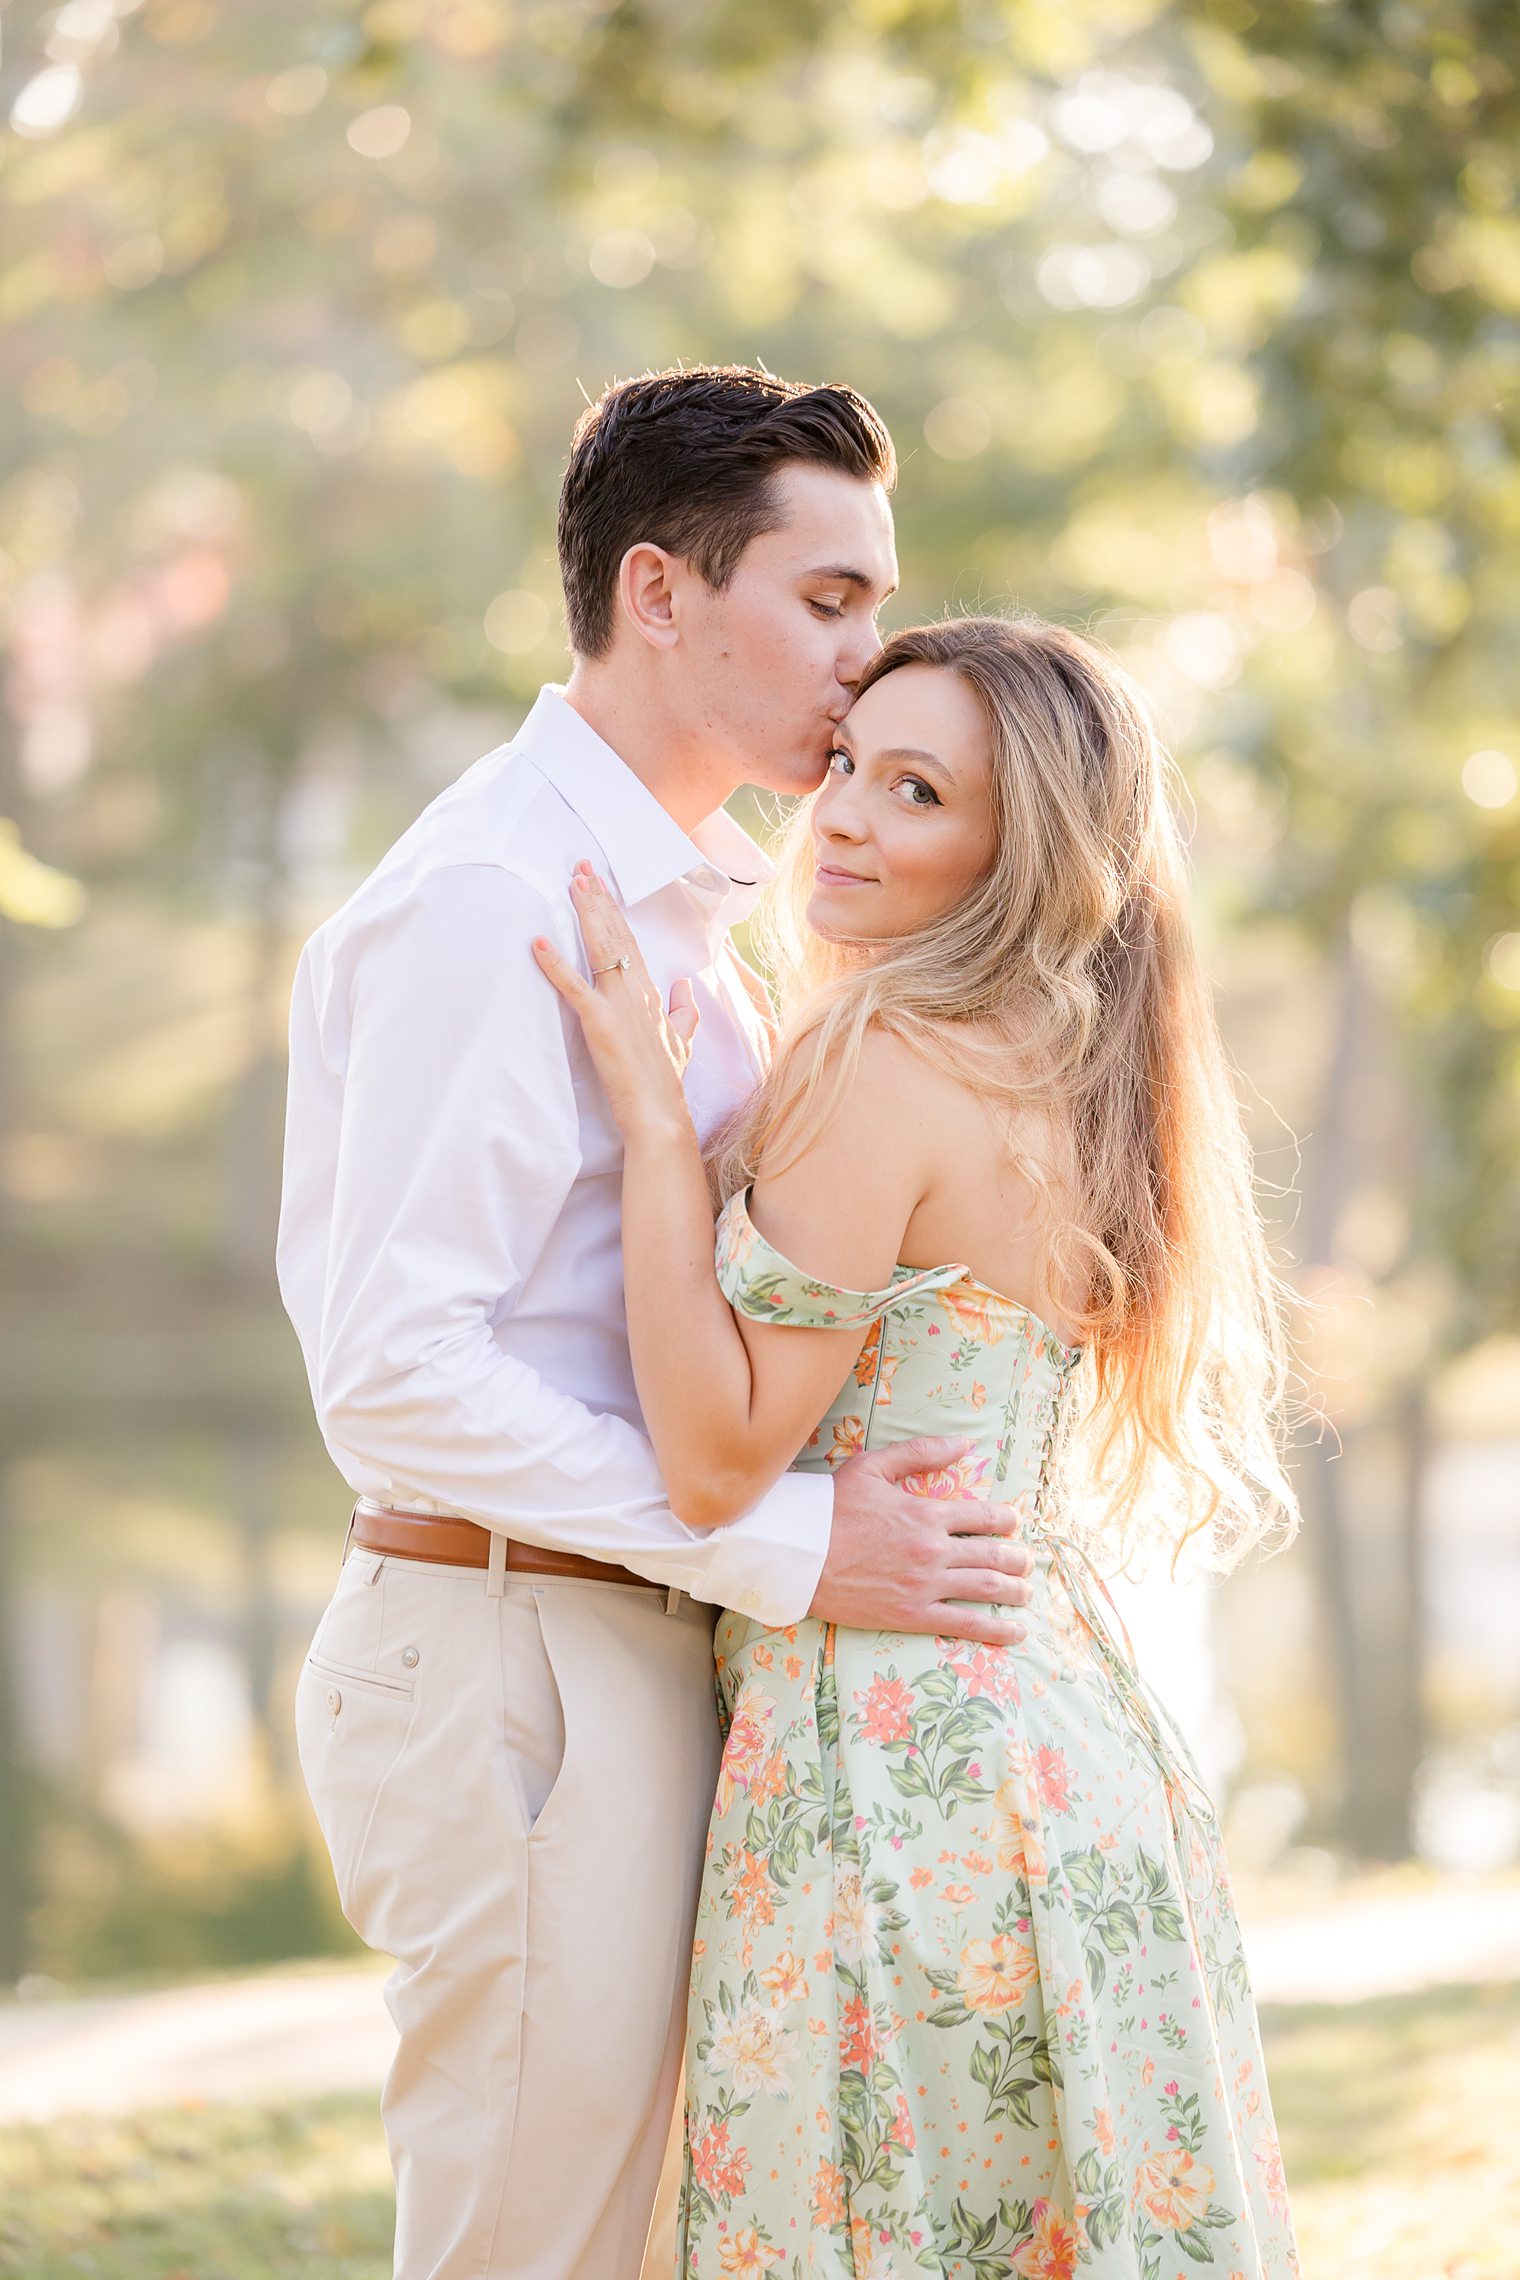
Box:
[591,954,632,977]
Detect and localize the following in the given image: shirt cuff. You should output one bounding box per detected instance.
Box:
[672,1469,833,1627]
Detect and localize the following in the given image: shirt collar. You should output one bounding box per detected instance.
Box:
[516,685,773,926]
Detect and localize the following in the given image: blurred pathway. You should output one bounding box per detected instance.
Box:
[2,1877,1517,2123]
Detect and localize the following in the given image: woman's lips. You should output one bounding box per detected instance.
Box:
[815,864,874,885]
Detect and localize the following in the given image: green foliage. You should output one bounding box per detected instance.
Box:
[2,0,1514,1329]
[27,1784,357,1983]
[0,2096,394,2280]
[2,0,1519,1972]
[1,1967,1517,2277]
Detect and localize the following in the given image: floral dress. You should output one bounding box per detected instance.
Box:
[677,1190,1297,2280]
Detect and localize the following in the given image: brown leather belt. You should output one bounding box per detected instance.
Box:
[350,1503,667,1593]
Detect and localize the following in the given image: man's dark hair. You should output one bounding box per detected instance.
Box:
[557,364,897,657]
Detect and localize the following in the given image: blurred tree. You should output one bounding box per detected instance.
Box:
[1,0,1518,1963]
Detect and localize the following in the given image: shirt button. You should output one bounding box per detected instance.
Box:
[326,1687,341,1715]
[401,1646,420,1668]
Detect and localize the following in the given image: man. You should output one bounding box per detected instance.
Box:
[278,366,1033,2280]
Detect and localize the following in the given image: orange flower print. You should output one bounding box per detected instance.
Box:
[849,2222,902,2280]
[839,1992,876,2071]
[749,1747,789,1808]
[1032,1745,1075,1814]
[853,1672,916,1746]
[942,1643,1018,1704]
[904,1452,991,1499]
[991,1780,1047,1883]
[956,1934,1039,2014]
[1013,2199,1082,2280]
[760,1950,809,2008]
[1093,2106,1116,2156]
[714,1680,776,1816]
[726,1846,776,1931]
[690,2118,751,2201]
[852,1321,883,1386]
[1136,2146,1216,2230]
[942,1882,976,1910]
[938,1284,1015,1345]
[888,2091,916,2150]
[810,2159,846,2228]
[829,1415,867,1466]
[717,2225,786,2275]
[873,1350,902,1406]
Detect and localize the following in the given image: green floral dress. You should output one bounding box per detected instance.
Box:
[677,1190,1297,2280]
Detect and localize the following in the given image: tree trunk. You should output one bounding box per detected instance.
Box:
[220,761,292,1792]
[0,723,30,1975]
[220,805,290,1293]
[0,1462,30,1981]
[1296,931,1427,1859]
[1294,931,1366,1834]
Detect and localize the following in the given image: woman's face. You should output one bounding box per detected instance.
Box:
[806,662,999,943]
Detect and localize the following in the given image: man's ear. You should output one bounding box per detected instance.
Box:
[616,543,684,651]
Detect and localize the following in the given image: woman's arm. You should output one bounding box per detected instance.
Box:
[533,866,935,1527]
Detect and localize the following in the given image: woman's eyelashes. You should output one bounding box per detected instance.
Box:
[825,749,942,807]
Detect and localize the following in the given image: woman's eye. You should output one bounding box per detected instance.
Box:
[898,776,940,807]
[826,748,854,775]
[809,600,844,619]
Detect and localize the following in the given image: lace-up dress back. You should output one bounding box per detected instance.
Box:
[677,1189,1297,2279]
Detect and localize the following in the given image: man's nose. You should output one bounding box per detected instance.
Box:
[838,618,884,692]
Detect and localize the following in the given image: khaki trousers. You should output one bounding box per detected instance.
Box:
[294,1546,720,2280]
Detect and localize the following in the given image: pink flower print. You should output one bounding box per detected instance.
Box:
[1253,2131,1291,2222]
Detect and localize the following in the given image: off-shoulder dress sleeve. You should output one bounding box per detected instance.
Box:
[714,1186,967,1330]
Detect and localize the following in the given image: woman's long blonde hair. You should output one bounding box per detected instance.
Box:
[710,614,1297,1571]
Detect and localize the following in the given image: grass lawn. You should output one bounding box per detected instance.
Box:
[2,1979,1517,2278]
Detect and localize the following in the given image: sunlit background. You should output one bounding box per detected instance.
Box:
[2,0,1519,2272]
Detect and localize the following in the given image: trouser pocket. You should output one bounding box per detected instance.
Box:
[295,1650,417,1931]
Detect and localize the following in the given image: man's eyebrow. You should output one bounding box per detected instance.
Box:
[803,563,900,599]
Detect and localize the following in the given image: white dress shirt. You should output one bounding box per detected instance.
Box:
[277,686,833,1624]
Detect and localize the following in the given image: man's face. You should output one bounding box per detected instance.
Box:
[674,464,899,797]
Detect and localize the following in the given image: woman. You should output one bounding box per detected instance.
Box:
[534,616,1299,2278]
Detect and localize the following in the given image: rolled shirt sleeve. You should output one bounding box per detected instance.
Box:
[277,861,830,1624]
